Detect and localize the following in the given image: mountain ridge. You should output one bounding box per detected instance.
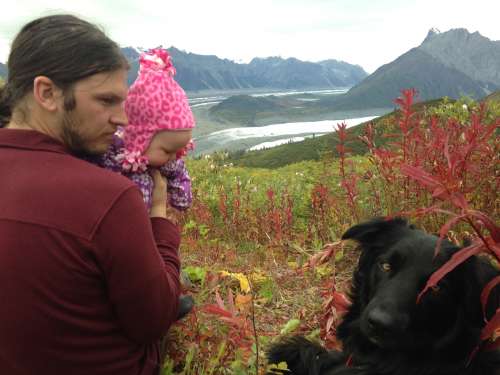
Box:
[118,46,367,91]
[321,28,500,110]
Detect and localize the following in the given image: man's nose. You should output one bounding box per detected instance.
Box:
[111,105,128,127]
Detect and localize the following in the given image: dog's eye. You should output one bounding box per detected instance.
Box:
[379,262,392,272]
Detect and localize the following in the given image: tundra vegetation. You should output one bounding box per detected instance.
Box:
[163,90,499,374]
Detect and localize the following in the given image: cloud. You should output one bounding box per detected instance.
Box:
[0,0,498,73]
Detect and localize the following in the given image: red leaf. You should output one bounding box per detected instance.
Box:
[481,276,500,318]
[215,289,225,309]
[481,308,500,341]
[432,186,449,200]
[202,304,233,318]
[400,165,441,190]
[332,291,351,314]
[418,242,483,302]
[227,289,237,316]
[468,210,500,243]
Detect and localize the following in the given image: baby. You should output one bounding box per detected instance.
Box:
[91,48,195,319]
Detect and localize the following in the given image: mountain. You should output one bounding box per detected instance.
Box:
[121,47,141,86]
[419,28,500,85]
[322,28,500,110]
[318,59,367,86]
[245,56,351,88]
[122,47,368,91]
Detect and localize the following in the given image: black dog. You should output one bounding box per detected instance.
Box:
[267,217,500,375]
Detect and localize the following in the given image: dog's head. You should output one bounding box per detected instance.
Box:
[338,217,488,357]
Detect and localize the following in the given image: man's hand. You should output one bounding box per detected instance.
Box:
[150,170,167,218]
[150,169,180,224]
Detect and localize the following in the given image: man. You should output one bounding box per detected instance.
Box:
[0,15,181,375]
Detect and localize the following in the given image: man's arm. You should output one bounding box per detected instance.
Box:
[93,186,181,343]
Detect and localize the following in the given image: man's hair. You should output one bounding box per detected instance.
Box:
[0,14,129,126]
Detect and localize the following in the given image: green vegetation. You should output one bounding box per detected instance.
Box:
[163,92,499,373]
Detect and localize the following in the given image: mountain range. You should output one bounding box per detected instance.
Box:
[122,47,367,91]
[319,28,500,110]
[0,48,366,90]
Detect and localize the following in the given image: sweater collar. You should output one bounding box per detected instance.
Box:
[0,128,69,155]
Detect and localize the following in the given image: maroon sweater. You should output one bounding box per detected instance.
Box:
[0,129,181,375]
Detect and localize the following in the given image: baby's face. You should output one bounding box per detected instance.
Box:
[144,129,192,167]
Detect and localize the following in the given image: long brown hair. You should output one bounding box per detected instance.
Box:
[0,14,128,126]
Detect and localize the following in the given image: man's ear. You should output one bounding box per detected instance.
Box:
[341,217,410,248]
[32,76,62,112]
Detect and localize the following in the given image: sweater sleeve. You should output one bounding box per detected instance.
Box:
[92,186,181,344]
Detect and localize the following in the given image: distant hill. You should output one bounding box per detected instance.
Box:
[121,47,368,92]
[209,95,285,125]
[321,28,500,111]
[225,97,453,168]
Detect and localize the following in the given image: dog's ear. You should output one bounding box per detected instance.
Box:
[341,217,411,248]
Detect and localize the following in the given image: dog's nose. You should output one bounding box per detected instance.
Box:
[367,307,400,333]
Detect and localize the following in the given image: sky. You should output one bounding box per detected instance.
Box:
[0,0,498,73]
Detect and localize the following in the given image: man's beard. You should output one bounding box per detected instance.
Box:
[61,110,104,158]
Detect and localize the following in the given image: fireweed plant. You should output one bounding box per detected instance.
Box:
[162,89,499,373]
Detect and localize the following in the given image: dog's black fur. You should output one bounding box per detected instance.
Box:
[267,218,500,375]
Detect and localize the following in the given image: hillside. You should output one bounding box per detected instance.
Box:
[225,93,500,169]
[207,93,364,126]
[225,110,397,168]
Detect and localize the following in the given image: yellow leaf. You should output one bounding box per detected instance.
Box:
[287,261,298,269]
[234,273,250,293]
[219,271,251,293]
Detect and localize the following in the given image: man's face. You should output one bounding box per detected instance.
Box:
[59,69,128,156]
